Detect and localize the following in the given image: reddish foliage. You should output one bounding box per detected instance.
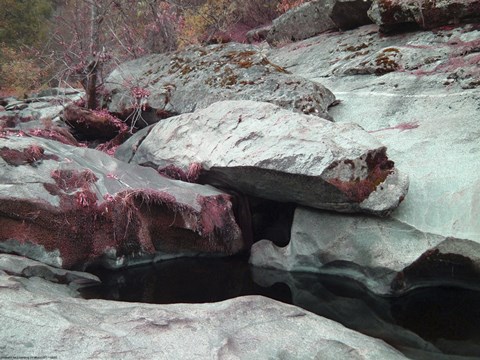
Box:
[28,128,80,147]
[50,169,98,193]
[158,163,203,183]
[327,149,394,203]
[0,145,59,166]
[369,121,419,133]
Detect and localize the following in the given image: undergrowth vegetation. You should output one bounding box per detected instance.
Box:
[0,0,306,99]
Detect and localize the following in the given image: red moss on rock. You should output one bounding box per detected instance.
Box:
[0,145,59,166]
[28,128,80,147]
[158,162,204,183]
[327,149,394,203]
[50,169,98,192]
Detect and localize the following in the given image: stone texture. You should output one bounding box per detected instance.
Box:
[267,0,337,46]
[117,100,408,216]
[251,207,480,294]
[368,0,480,32]
[0,135,246,270]
[0,253,100,289]
[105,42,336,124]
[251,23,480,293]
[0,272,407,360]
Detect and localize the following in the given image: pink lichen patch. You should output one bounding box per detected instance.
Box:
[92,109,129,133]
[50,169,98,192]
[28,128,80,147]
[187,162,203,183]
[75,190,98,208]
[369,121,419,133]
[158,162,204,183]
[197,194,231,236]
[0,145,59,166]
[63,105,128,140]
[158,164,189,181]
[327,149,394,203]
[0,196,105,269]
[95,132,130,156]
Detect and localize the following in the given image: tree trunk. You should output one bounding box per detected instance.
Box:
[86,2,101,109]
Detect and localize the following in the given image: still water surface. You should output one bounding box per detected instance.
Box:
[81,256,480,359]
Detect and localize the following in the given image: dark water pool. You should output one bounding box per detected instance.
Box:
[81,256,480,359]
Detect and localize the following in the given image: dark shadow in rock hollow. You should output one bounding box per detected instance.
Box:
[81,256,291,305]
[249,197,295,247]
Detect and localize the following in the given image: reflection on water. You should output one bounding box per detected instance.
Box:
[81,256,480,360]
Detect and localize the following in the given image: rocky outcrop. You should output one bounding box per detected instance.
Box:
[266,0,337,46]
[252,23,480,293]
[0,134,246,270]
[368,0,480,32]
[105,42,336,124]
[0,88,83,125]
[251,208,480,294]
[117,100,408,216]
[0,271,408,360]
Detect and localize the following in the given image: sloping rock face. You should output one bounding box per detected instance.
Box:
[117,100,408,216]
[0,272,408,360]
[266,0,337,45]
[104,43,335,124]
[368,0,480,32]
[251,23,480,293]
[0,134,245,270]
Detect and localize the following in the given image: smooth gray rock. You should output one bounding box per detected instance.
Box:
[105,43,335,124]
[118,100,408,216]
[0,135,245,269]
[251,23,480,294]
[267,0,337,46]
[0,273,407,360]
[251,207,480,294]
[0,253,100,289]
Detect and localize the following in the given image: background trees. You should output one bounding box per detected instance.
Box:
[0,0,303,99]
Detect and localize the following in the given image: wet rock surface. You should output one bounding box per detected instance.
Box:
[117,100,408,216]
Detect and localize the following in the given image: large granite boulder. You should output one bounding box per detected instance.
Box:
[0,272,408,359]
[266,0,337,46]
[105,42,336,124]
[368,0,480,31]
[0,134,246,269]
[117,100,408,216]
[252,24,480,293]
